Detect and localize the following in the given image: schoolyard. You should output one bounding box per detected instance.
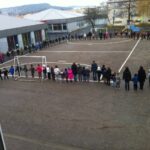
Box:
[0,38,150,150]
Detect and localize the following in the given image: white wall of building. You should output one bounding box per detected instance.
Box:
[0,38,8,53]
[30,32,36,45]
[67,20,88,32]
[41,29,46,41]
[18,34,24,49]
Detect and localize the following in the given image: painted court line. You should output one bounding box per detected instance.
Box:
[0,61,91,69]
[68,39,132,45]
[39,50,129,53]
[4,133,84,150]
[118,37,141,73]
[0,53,29,66]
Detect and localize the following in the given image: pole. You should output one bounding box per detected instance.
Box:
[128,0,131,25]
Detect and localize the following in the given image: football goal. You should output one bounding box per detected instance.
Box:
[14,55,47,80]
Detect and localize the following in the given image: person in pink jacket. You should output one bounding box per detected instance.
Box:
[67,68,74,82]
[36,64,43,79]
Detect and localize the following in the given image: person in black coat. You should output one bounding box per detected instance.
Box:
[91,61,98,81]
[106,67,112,85]
[71,62,78,82]
[138,66,146,90]
[123,67,132,91]
[0,69,3,80]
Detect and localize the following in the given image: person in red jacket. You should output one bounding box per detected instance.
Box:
[36,64,43,79]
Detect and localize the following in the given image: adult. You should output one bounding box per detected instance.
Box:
[71,63,78,82]
[77,64,83,82]
[106,67,112,85]
[91,61,98,81]
[138,66,146,90]
[123,67,132,91]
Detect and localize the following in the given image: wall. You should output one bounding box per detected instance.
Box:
[67,20,88,32]
[0,38,8,53]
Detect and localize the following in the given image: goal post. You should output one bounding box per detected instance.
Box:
[14,55,47,80]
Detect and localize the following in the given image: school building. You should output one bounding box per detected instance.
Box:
[0,14,47,53]
[24,8,89,40]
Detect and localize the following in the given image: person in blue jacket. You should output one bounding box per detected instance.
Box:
[9,66,15,78]
[132,73,138,91]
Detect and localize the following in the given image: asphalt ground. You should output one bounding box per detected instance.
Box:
[0,38,150,150]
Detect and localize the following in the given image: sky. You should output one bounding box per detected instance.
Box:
[0,0,107,8]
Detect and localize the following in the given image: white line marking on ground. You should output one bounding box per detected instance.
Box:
[9,75,104,83]
[68,39,132,45]
[0,61,91,69]
[0,53,29,66]
[118,38,141,73]
[0,59,14,66]
[39,50,129,53]
[4,133,84,150]
[58,60,67,62]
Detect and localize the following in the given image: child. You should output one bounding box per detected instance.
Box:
[54,66,60,80]
[111,72,116,87]
[36,64,43,79]
[64,68,68,82]
[116,73,121,88]
[0,69,3,80]
[9,66,15,78]
[46,65,51,80]
[43,65,47,79]
[30,64,35,78]
[132,74,138,91]
[23,65,28,78]
[3,68,9,80]
[148,69,150,86]
[68,67,74,82]
[85,66,90,82]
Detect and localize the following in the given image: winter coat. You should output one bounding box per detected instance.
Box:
[138,68,146,82]
[9,67,15,75]
[123,69,131,82]
[132,75,138,85]
[91,63,98,72]
[36,66,42,73]
[68,69,74,80]
[71,64,78,75]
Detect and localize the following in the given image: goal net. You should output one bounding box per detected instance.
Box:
[14,56,47,80]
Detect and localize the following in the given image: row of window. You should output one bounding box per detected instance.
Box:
[49,24,67,31]
[7,30,42,51]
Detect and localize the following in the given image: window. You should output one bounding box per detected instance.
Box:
[114,21,122,24]
[63,24,67,30]
[53,24,62,31]
[48,24,53,31]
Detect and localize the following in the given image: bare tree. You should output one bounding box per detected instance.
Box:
[84,6,108,29]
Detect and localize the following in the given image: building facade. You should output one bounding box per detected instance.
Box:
[0,15,47,53]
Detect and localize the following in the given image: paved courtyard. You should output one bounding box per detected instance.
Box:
[0,38,150,150]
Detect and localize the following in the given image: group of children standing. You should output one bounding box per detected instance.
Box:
[0,62,150,91]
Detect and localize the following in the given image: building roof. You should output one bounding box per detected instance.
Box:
[24,8,85,21]
[0,14,47,38]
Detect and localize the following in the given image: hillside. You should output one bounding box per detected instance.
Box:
[0,3,74,16]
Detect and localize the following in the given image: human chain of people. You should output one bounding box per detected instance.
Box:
[0,61,150,91]
[0,31,150,64]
